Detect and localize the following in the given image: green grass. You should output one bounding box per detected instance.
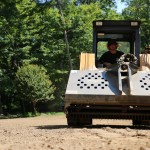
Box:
[41,112,64,116]
[0,112,65,119]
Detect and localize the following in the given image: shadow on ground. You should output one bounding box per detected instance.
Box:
[35,125,68,129]
[35,124,150,130]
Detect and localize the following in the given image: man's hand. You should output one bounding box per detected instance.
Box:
[103,62,112,67]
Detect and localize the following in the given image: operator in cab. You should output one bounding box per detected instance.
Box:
[99,39,124,67]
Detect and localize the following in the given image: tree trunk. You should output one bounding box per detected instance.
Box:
[0,94,3,115]
[32,101,37,116]
[56,0,73,70]
[20,99,26,115]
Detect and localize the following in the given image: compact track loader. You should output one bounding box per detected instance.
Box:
[64,20,150,126]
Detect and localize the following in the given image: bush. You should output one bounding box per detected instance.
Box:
[15,64,55,114]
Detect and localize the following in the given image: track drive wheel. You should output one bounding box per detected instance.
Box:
[132,120,150,126]
[132,120,142,126]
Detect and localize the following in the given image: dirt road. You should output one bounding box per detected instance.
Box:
[0,114,150,150]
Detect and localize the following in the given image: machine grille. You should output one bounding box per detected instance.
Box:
[77,72,108,90]
[139,73,150,91]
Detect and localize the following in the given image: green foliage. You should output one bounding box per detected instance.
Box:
[15,64,55,103]
[0,69,14,94]
[1,0,148,114]
[122,0,150,49]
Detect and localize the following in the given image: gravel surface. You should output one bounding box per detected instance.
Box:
[0,114,150,150]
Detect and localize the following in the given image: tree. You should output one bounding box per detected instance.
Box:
[122,0,150,49]
[33,1,105,107]
[0,0,44,114]
[15,64,55,114]
[0,0,124,113]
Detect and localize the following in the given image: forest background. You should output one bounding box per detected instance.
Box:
[0,0,149,116]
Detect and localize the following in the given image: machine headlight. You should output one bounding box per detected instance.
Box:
[96,21,103,26]
[131,22,138,26]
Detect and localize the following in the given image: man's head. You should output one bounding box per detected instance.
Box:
[107,39,118,47]
[107,40,118,52]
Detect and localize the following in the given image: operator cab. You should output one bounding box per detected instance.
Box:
[92,20,141,67]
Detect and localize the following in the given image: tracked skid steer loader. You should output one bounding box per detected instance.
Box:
[64,20,150,126]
